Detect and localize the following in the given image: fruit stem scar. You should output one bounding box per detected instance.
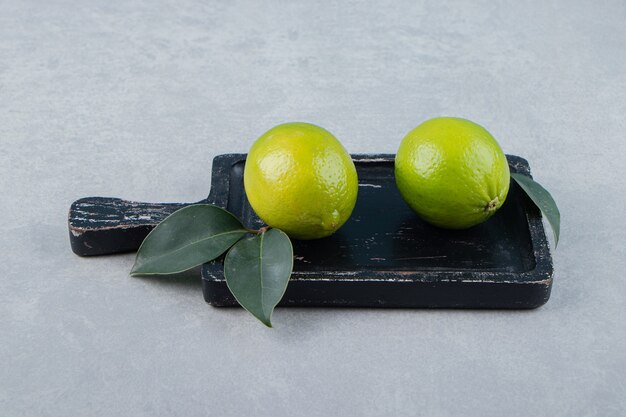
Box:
[485,197,499,212]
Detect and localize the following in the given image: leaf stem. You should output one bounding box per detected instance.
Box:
[244,226,272,235]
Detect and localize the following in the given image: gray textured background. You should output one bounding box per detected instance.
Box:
[1,0,625,416]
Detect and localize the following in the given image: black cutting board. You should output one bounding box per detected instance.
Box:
[69,154,553,309]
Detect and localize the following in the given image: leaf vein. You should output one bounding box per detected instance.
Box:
[139,229,245,267]
[259,231,267,317]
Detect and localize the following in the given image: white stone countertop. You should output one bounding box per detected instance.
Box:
[1,1,624,416]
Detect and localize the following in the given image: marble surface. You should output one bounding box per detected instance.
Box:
[1,0,625,416]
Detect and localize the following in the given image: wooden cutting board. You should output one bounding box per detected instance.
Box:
[69,154,553,309]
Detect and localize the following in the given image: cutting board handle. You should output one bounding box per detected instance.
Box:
[68,197,193,256]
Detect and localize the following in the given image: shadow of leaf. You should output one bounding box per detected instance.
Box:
[131,265,203,290]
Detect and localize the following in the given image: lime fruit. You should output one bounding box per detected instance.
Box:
[244,122,358,240]
[395,117,510,229]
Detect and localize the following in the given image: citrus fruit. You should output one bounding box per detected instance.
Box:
[395,117,510,229]
[244,122,358,240]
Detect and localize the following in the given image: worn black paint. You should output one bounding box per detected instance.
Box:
[68,154,553,309]
[69,199,189,256]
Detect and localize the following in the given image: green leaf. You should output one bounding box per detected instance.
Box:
[131,204,247,276]
[224,229,293,327]
[511,173,561,248]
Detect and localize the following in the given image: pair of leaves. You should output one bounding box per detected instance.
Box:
[131,205,293,327]
[511,173,560,247]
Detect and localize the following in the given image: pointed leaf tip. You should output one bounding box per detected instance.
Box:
[511,173,560,248]
[224,228,293,327]
[131,204,247,275]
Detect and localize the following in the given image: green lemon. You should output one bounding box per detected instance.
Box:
[244,122,358,240]
[395,117,510,229]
